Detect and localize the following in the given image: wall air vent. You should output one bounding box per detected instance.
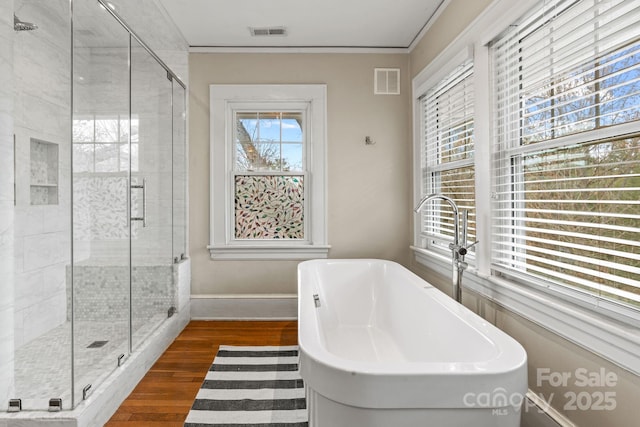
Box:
[249,26,287,37]
[374,68,400,95]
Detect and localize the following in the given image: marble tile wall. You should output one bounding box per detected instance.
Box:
[29,140,58,186]
[0,0,15,411]
[13,0,72,350]
[66,264,175,322]
[73,176,131,242]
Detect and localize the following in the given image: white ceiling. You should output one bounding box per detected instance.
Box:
[158,0,445,49]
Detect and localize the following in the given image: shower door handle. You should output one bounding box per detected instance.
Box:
[131,178,147,227]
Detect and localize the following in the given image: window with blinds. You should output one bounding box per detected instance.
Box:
[419,61,475,255]
[491,0,640,312]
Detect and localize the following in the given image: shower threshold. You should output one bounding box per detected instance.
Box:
[13,315,164,409]
[2,307,189,426]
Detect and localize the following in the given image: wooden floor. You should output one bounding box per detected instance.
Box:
[105,320,299,427]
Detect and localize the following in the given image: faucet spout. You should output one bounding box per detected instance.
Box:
[414,193,460,247]
[414,193,467,303]
[414,193,459,216]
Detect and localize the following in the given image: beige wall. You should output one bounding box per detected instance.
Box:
[409,1,640,426]
[189,53,411,296]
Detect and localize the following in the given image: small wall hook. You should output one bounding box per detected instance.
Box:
[365,136,376,145]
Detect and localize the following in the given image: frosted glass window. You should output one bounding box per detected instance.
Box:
[234,175,304,239]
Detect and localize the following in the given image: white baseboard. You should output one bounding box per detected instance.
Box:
[521,393,571,427]
[191,294,298,320]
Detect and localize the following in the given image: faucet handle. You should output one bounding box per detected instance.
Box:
[458,241,478,256]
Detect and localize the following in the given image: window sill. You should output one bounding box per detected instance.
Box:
[208,244,331,261]
[411,246,640,375]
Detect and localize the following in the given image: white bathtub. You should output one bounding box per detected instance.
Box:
[298,259,528,427]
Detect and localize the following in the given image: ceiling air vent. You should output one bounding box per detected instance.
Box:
[374,68,400,95]
[249,26,287,37]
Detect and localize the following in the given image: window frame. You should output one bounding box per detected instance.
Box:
[417,57,476,259]
[411,0,640,375]
[490,0,640,322]
[413,47,476,258]
[230,105,309,243]
[208,84,329,260]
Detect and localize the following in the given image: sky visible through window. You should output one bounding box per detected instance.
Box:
[235,112,303,172]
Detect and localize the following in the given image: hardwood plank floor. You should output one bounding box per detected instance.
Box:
[105,320,299,427]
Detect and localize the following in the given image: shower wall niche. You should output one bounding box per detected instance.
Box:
[30,138,59,205]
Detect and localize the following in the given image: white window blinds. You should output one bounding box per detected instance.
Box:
[492,0,640,311]
[419,60,475,254]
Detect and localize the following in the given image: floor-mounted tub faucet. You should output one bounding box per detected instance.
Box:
[414,194,477,303]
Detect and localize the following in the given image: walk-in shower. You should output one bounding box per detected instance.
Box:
[4,0,188,420]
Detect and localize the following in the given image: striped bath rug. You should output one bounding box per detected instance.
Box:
[184,345,308,427]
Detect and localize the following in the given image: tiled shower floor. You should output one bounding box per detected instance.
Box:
[14,314,166,410]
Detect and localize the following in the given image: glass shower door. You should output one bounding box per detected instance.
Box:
[173,81,187,260]
[71,0,131,408]
[130,39,174,350]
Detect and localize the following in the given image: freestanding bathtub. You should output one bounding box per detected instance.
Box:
[298,259,528,427]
